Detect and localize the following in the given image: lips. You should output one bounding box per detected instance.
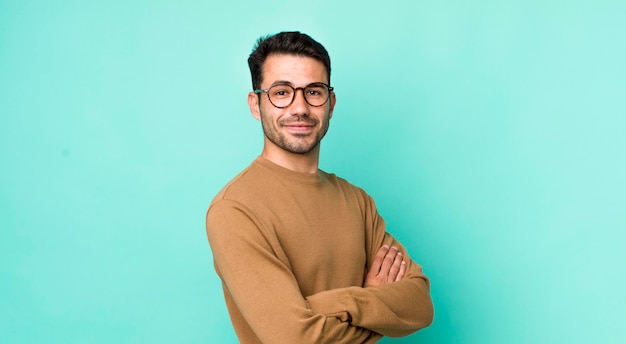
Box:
[285,123,314,128]
[285,124,313,132]
[282,121,315,134]
[282,121,315,127]
[281,120,316,127]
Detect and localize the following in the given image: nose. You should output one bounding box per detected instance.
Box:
[289,87,309,115]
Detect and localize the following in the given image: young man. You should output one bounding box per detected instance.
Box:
[206,31,433,343]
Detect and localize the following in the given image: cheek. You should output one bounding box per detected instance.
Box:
[319,108,333,123]
[260,107,282,124]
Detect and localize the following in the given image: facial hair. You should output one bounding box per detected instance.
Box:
[260,112,331,155]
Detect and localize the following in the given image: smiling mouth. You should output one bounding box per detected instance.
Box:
[281,121,314,135]
[283,120,315,127]
[282,120,315,126]
[285,124,313,130]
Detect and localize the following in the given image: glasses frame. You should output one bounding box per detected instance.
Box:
[254,82,334,108]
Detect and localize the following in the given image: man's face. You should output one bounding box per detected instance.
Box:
[248,54,335,156]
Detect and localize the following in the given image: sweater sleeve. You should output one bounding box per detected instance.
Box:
[206,199,381,344]
[305,195,434,337]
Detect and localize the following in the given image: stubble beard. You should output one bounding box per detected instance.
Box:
[260,112,330,155]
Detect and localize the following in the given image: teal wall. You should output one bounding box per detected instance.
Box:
[2,1,625,343]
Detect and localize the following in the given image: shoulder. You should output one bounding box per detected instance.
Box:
[210,161,267,207]
[319,170,374,204]
[206,162,269,235]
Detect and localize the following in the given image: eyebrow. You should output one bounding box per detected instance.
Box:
[271,80,293,86]
[270,80,328,87]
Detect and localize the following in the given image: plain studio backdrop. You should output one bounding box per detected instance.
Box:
[1,1,625,343]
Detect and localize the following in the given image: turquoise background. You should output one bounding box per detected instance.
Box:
[2,1,625,343]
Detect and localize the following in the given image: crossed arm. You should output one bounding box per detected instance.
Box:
[207,200,433,343]
[304,233,433,339]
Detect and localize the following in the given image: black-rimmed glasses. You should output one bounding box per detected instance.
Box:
[254,82,334,108]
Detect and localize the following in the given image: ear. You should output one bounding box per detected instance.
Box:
[328,91,336,119]
[248,92,261,121]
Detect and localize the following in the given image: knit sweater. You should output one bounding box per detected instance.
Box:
[206,157,433,343]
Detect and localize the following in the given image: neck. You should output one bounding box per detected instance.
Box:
[260,146,320,174]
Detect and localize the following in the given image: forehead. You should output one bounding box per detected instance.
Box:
[262,54,328,86]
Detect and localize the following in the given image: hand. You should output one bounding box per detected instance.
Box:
[363,245,407,287]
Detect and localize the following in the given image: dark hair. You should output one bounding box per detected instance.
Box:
[247,31,331,90]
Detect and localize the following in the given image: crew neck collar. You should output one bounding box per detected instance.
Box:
[254,156,323,185]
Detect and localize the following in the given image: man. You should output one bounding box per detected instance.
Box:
[206,31,433,343]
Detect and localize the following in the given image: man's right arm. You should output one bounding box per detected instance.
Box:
[206,200,381,344]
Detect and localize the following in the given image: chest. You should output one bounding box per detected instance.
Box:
[264,188,368,295]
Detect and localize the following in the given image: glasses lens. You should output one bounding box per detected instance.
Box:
[267,84,330,108]
[304,84,329,106]
[269,85,294,108]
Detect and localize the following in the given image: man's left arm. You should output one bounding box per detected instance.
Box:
[305,194,434,337]
[306,234,433,337]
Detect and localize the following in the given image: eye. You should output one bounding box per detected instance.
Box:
[305,86,325,97]
[271,86,293,98]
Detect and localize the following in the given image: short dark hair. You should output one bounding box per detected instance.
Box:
[247,31,331,90]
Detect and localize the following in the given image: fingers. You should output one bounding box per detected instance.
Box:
[381,246,402,283]
[373,246,405,277]
[379,246,397,275]
[379,246,395,275]
[364,245,408,287]
[387,249,403,282]
[370,244,389,275]
[396,260,407,282]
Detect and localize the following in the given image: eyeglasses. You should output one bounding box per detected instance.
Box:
[254,82,334,108]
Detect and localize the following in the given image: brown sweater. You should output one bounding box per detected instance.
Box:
[206,157,433,343]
